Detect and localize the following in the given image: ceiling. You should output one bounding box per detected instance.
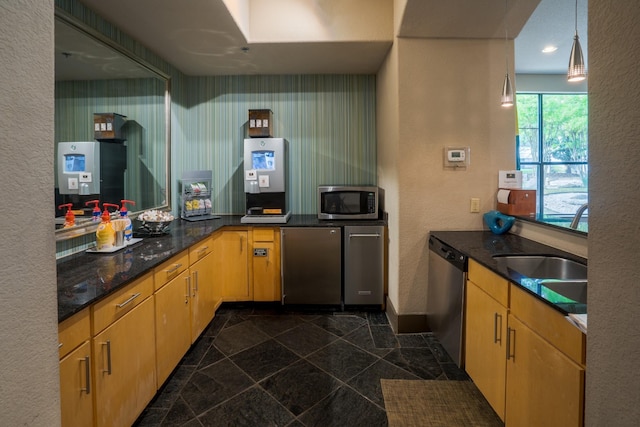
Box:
[65,0,587,78]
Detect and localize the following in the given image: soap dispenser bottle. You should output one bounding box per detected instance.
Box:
[58,203,76,228]
[86,200,101,222]
[95,203,118,250]
[119,199,136,242]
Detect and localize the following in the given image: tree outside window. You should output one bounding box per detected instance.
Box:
[517,93,588,230]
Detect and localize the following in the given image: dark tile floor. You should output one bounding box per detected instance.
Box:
[134,303,470,427]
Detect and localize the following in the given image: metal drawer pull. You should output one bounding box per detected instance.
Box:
[197,246,209,256]
[116,292,141,308]
[349,233,380,238]
[193,271,199,295]
[81,355,91,394]
[166,263,182,274]
[59,342,63,349]
[506,327,516,360]
[494,313,502,344]
[102,340,112,375]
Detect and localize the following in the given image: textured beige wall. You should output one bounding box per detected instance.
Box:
[0,1,60,425]
[379,35,515,315]
[376,21,400,306]
[586,0,640,424]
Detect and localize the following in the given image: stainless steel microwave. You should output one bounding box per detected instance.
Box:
[317,185,380,220]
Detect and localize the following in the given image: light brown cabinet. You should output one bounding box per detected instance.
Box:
[505,284,585,426]
[59,309,92,427]
[251,227,281,302]
[189,237,217,340]
[92,272,156,427]
[154,239,219,386]
[154,268,192,385]
[214,229,251,300]
[464,259,586,427]
[465,259,510,420]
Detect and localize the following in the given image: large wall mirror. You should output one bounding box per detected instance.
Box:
[54,8,170,236]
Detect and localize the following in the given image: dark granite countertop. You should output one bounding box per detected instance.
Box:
[57,215,387,322]
[429,231,587,315]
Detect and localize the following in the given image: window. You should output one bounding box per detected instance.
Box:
[516,93,588,231]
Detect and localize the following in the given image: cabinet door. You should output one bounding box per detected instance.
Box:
[60,341,93,427]
[93,297,156,427]
[214,230,250,300]
[253,240,281,302]
[505,315,585,427]
[154,269,192,386]
[191,250,216,340]
[465,280,507,420]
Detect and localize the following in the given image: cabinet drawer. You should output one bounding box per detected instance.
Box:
[92,272,154,335]
[58,308,90,359]
[468,259,509,307]
[189,237,213,265]
[253,228,276,242]
[154,250,189,290]
[510,283,586,365]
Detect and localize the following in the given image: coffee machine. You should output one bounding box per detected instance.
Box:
[241,137,291,224]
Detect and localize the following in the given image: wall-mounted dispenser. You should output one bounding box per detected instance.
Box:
[241,137,291,224]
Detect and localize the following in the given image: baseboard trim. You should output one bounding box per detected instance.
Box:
[385,296,429,334]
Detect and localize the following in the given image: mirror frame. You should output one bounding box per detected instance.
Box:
[54,7,171,241]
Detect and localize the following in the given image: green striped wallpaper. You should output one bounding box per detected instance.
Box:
[174,74,377,215]
[55,0,378,256]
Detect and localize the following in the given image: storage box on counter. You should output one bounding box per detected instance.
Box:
[94,113,127,141]
[496,189,536,217]
[248,109,273,138]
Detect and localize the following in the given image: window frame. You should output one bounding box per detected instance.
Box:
[516,92,588,231]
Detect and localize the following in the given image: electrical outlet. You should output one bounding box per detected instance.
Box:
[470,198,480,213]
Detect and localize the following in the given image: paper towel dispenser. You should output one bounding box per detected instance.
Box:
[497,189,536,217]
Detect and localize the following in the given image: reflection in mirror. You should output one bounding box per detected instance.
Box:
[54,9,170,236]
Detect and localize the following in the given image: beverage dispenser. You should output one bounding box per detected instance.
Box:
[56,140,127,214]
[241,137,291,224]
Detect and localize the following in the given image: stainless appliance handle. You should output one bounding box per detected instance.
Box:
[349,233,380,238]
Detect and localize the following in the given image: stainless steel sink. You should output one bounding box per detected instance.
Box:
[538,279,588,304]
[493,255,587,280]
[493,255,588,304]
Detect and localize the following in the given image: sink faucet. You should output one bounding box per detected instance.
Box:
[570,203,588,229]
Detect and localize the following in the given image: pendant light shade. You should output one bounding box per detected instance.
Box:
[568,32,586,81]
[501,0,514,107]
[567,0,586,81]
[501,73,514,107]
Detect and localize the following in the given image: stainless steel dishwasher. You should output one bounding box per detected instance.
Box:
[344,225,384,306]
[427,235,468,367]
[281,227,342,305]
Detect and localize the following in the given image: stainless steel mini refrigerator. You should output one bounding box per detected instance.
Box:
[343,225,385,306]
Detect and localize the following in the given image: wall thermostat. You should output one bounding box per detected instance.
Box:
[444,146,470,169]
[447,149,466,162]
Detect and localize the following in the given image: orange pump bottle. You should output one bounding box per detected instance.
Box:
[58,203,76,228]
[95,203,119,250]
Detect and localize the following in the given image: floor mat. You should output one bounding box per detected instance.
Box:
[381,379,503,427]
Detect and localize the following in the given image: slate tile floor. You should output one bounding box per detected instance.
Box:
[134,303,470,427]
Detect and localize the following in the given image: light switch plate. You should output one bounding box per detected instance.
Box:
[68,177,78,190]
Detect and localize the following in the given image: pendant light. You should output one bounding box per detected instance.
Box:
[567,0,586,81]
[501,0,514,107]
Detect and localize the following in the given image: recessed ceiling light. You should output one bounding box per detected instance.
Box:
[542,46,558,53]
